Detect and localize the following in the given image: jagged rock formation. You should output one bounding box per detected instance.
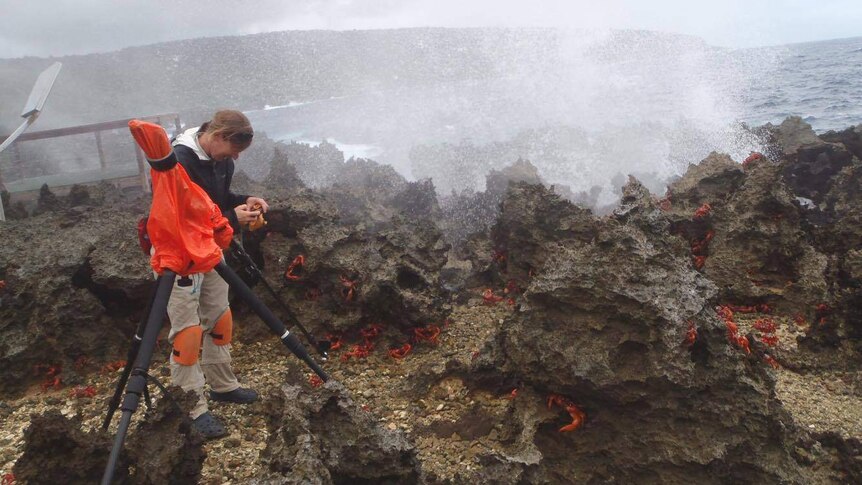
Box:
[664,151,828,317]
[13,411,127,484]
[475,181,838,482]
[322,157,439,227]
[259,381,418,483]
[0,190,28,220]
[256,207,450,334]
[281,140,345,189]
[0,208,150,396]
[125,387,207,484]
[14,387,203,484]
[440,158,546,246]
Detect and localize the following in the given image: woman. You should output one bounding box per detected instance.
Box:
[166,109,268,439]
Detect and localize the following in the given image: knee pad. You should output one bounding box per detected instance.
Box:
[211,309,233,346]
[172,325,203,365]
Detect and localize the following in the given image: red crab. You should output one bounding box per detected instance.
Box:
[725,320,739,341]
[742,152,764,169]
[482,288,505,305]
[325,333,343,351]
[35,364,62,391]
[413,324,441,345]
[547,393,586,433]
[760,334,779,346]
[736,336,751,354]
[308,375,324,388]
[753,318,777,334]
[101,360,127,374]
[340,343,373,362]
[284,255,305,281]
[69,385,97,399]
[683,321,697,348]
[304,287,321,301]
[360,324,383,343]
[763,354,780,369]
[388,343,412,359]
[693,203,712,220]
[340,275,358,302]
[716,305,734,322]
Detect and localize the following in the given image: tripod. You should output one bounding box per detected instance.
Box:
[101,261,328,485]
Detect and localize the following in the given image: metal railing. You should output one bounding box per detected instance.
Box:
[0,113,182,196]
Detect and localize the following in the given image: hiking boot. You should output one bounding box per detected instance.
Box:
[210,387,259,404]
[191,411,228,440]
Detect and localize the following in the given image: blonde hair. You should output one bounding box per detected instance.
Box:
[201,109,254,150]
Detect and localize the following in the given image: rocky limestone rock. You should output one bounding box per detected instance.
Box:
[255,211,450,335]
[32,184,61,216]
[0,209,150,395]
[668,152,828,316]
[763,118,855,204]
[13,387,203,485]
[282,140,345,189]
[125,387,207,484]
[665,152,745,205]
[484,181,818,483]
[259,380,418,483]
[323,158,439,227]
[821,124,862,161]
[0,190,28,220]
[13,411,127,484]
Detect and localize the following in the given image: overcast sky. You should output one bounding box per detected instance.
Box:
[1,0,860,59]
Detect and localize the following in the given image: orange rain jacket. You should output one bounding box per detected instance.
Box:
[128,120,233,276]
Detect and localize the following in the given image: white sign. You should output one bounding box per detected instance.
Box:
[21,62,62,118]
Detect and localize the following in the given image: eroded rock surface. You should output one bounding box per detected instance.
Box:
[259,380,418,483]
[2,117,862,483]
[480,181,839,483]
[13,411,127,484]
[0,209,150,395]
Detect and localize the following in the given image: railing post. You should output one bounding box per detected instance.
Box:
[11,142,23,180]
[95,130,106,170]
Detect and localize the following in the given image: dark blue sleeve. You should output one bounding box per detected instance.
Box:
[225,160,250,208]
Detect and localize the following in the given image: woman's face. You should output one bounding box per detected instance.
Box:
[209,135,244,161]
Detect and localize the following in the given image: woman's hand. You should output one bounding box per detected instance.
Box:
[234,204,261,224]
[246,196,269,213]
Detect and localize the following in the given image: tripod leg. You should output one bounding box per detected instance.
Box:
[229,240,329,359]
[213,261,329,382]
[102,270,176,485]
[103,278,160,430]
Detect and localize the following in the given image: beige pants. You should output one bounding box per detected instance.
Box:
[159,263,240,419]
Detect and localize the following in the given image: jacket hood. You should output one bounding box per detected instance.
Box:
[173,126,210,160]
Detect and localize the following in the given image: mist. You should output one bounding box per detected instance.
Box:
[1,18,858,211]
[242,28,775,205]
